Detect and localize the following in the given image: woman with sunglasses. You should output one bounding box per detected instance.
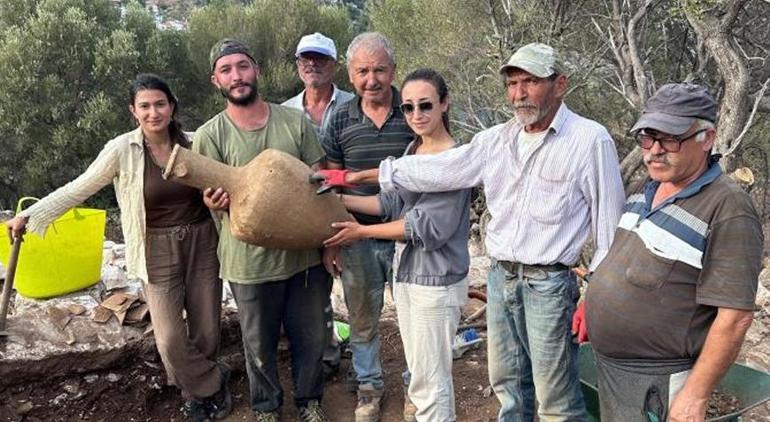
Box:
[5,74,231,422]
[324,68,471,422]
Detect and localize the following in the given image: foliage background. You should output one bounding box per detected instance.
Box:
[0,0,768,221]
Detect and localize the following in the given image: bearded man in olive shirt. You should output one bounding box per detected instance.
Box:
[574,83,763,422]
[194,38,332,421]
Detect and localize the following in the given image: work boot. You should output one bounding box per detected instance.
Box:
[355,383,384,422]
[182,399,211,422]
[403,394,417,422]
[298,400,328,422]
[207,363,232,419]
[254,410,280,422]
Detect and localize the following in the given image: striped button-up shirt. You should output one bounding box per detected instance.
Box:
[380,103,625,271]
[281,84,354,135]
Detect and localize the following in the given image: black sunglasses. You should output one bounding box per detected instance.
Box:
[635,128,708,153]
[400,101,434,115]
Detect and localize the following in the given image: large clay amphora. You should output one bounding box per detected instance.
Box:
[163,145,351,249]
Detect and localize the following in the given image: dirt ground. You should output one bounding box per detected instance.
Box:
[1,234,769,421]
[0,319,499,422]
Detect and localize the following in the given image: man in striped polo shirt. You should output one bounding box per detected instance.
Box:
[319,32,413,422]
[578,83,764,421]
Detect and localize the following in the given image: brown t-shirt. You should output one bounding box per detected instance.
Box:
[143,143,210,228]
[586,165,763,360]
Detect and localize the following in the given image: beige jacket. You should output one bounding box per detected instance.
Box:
[21,128,153,281]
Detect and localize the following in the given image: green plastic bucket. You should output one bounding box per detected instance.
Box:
[579,344,770,421]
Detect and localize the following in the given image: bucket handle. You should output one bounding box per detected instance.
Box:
[15,196,65,235]
[15,197,40,214]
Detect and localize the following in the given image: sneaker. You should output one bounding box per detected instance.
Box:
[183,399,211,422]
[355,384,384,422]
[298,400,328,422]
[207,363,233,419]
[254,410,280,422]
[403,395,417,422]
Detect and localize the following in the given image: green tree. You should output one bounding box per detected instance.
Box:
[0,0,200,209]
[186,0,353,118]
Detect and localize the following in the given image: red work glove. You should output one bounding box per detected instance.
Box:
[572,301,588,343]
[309,169,356,194]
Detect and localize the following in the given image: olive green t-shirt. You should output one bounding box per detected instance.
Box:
[192,103,325,284]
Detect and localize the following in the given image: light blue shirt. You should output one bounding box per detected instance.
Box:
[282,84,354,135]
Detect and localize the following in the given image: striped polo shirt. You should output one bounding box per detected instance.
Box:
[586,161,763,360]
[320,86,414,224]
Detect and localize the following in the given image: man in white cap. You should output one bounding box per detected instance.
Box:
[283,32,354,134]
[283,32,354,381]
[371,42,626,421]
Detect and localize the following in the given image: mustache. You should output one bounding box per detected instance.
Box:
[230,82,252,90]
[644,154,670,165]
[513,101,537,110]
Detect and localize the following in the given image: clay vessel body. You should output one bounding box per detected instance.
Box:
[163,145,350,249]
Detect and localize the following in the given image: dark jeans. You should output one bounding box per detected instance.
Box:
[595,352,694,422]
[229,265,331,411]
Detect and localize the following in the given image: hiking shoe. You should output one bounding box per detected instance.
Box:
[403,394,417,422]
[183,399,211,422]
[254,410,280,422]
[355,384,384,422]
[298,400,328,422]
[207,363,233,419]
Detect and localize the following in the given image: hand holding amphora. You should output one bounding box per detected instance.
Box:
[163,145,351,249]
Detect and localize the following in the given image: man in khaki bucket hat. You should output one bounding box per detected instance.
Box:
[375,42,625,421]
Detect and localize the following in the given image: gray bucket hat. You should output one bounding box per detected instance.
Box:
[630,83,717,135]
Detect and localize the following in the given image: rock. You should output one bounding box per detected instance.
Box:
[47,306,72,331]
[50,393,67,406]
[482,385,494,398]
[67,304,87,316]
[16,400,33,415]
[14,291,98,316]
[757,282,770,309]
[105,373,122,383]
[125,303,149,324]
[62,380,80,395]
[92,305,113,323]
[101,265,128,291]
[100,292,137,314]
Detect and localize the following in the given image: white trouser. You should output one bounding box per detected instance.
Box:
[394,279,468,422]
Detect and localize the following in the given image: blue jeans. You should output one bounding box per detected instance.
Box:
[341,238,394,389]
[487,260,586,422]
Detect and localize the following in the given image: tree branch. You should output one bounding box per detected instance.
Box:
[726,77,770,156]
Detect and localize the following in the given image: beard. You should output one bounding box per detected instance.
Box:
[513,101,546,127]
[221,80,259,106]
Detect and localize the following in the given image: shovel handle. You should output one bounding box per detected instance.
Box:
[0,235,23,331]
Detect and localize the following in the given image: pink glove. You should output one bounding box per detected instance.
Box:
[309,169,356,194]
[572,301,589,343]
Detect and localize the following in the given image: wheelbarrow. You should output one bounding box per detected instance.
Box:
[578,343,770,421]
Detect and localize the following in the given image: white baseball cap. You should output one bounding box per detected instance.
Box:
[295,32,337,60]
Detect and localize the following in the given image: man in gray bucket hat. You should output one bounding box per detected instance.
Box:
[577,83,763,421]
[369,42,626,421]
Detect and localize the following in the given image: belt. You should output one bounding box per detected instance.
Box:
[498,260,569,274]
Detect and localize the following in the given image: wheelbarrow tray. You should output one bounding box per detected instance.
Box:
[578,343,770,421]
